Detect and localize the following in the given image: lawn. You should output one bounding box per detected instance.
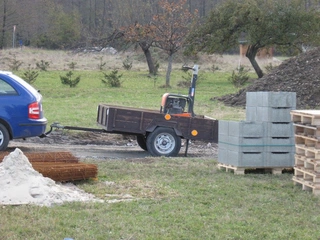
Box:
[1,56,319,239]
[1,158,320,239]
[22,69,247,128]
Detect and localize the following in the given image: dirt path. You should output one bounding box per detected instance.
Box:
[8,130,218,160]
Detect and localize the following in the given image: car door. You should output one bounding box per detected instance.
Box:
[0,77,34,138]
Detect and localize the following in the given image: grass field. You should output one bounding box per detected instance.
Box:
[19,69,247,129]
[1,49,320,239]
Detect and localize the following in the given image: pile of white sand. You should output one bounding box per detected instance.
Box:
[0,148,102,206]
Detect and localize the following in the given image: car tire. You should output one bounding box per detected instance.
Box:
[0,123,10,151]
[146,127,181,157]
[136,135,147,151]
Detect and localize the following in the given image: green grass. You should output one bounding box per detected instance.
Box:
[3,69,319,239]
[1,158,320,239]
[16,69,246,129]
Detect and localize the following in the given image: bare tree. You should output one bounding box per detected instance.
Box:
[151,0,197,87]
[0,0,17,49]
[124,23,156,74]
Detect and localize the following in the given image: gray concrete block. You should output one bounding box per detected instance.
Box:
[263,92,296,108]
[240,151,264,167]
[218,148,242,166]
[265,145,295,153]
[264,137,295,152]
[218,134,229,144]
[265,137,295,146]
[228,143,264,152]
[218,147,265,167]
[226,150,241,166]
[218,148,229,164]
[218,135,229,151]
[247,106,293,122]
[228,136,264,146]
[246,92,296,108]
[266,122,294,137]
[246,92,259,107]
[228,121,264,137]
[218,120,229,135]
[245,106,258,122]
[265,152,294,167]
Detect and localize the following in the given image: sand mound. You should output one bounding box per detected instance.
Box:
[0,148,101,206]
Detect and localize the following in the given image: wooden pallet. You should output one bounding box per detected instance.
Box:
[295,154,320,172]
[292,176,320,195]
[294,123,320,138]
[295,135,320,149]
[295,144,320,159]
[217,163,289,175]
[294,166,320,183]
[291,110,320,126]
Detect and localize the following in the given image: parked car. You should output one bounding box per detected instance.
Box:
[0,71,47,151]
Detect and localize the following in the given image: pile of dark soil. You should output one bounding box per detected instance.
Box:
[214,47,320,109]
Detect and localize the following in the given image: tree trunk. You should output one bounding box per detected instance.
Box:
[166,54,173,87]
[245,44,264,78]
[0,0,7,49]
[139,42,155,75]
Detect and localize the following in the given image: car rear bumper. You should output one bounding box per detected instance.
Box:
[14,118,48,139]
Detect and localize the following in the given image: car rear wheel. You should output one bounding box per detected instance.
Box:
[146,127,181,157]
[0,123,9,151]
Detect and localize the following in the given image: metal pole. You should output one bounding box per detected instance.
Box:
[12,25,16,48]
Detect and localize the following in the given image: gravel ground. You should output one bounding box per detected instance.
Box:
[9,130,218,160]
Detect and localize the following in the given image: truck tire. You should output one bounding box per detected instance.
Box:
[146,127,181,157]
[0,123,10,151]
[136,135,147,151]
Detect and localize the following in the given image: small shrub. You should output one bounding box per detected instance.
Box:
[36,60,50,71]
[97,57,106,71]
[60,71,81,87]
[101,70,123,87]
[8,55,23,71]
[177,70,204,88]
[153,61,160,75]
[148,75,158,87]
[159,84,172,89]
[265,63,274,73]
[23,65,39,84]
[122,56,132,70]
[68,62,77,70]
[228,65,250,88]
[211,64,220,72]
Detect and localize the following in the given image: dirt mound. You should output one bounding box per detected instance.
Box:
[215,47,320,109]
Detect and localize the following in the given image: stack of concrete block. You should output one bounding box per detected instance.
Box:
[218,92,296,169]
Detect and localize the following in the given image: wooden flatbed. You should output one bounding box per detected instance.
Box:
[96,104,218,157]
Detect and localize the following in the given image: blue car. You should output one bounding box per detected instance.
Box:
[0,71,47,151]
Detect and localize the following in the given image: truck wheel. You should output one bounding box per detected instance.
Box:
[146,127,181,157]
[0,123,9,151]
[136,135,147,151]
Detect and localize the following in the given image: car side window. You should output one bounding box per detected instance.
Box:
[0,79,18,95]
